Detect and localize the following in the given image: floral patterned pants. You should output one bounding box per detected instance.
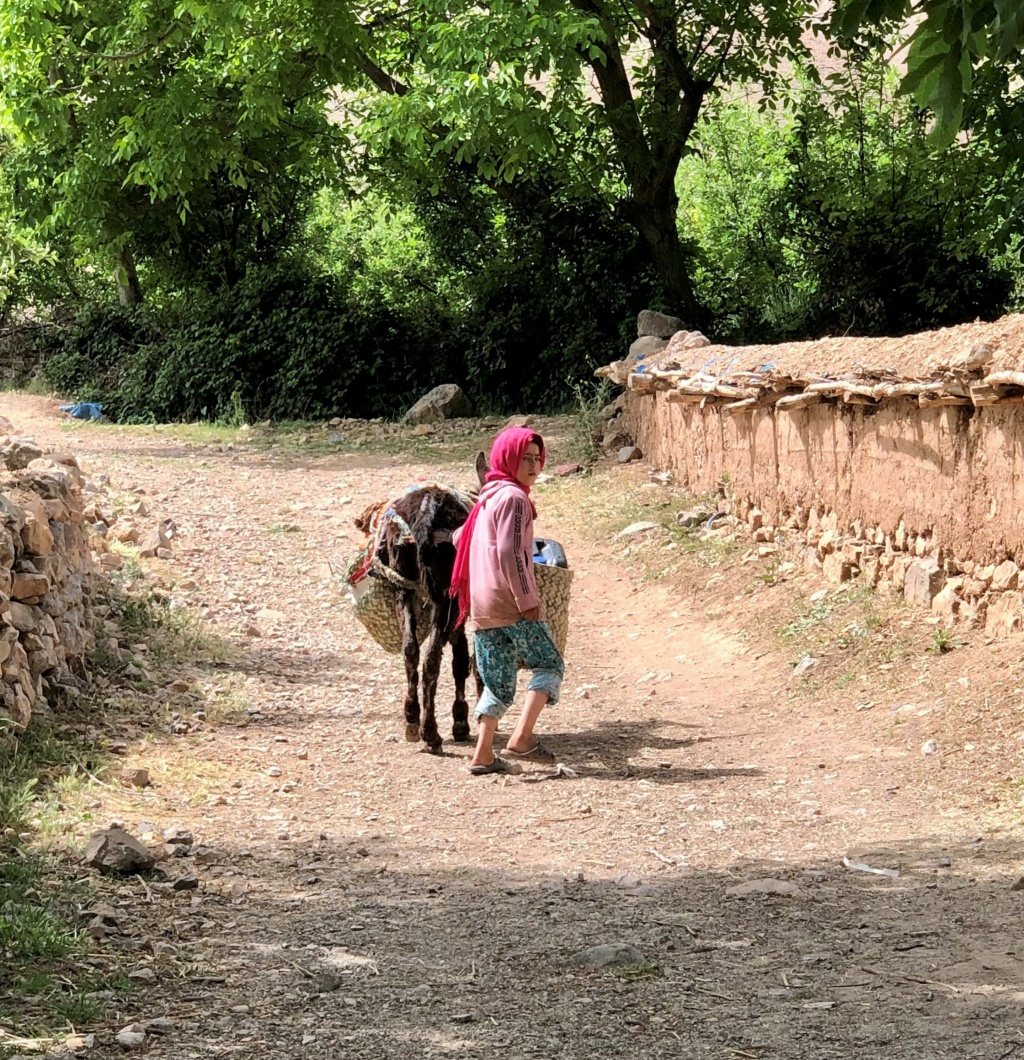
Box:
[473,619,564,719]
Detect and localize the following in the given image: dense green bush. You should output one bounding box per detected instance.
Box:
[679,65,1015,343]
[42,263,461,422]
[41,188,655,422]
[456,197,657,410]
[24,63,1024,420]
[677,101,798,342]
[309,184,657,412]
[784,68,1014,336]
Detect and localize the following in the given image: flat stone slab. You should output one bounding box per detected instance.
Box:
[572,942,651,970]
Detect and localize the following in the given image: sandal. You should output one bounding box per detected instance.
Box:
[468,757,512,776]
[501,742,556,763]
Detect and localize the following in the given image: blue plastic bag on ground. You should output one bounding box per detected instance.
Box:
[60,402,103,421]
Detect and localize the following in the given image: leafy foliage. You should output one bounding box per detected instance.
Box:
[346,0,818,319]
[0,0,357,289]
[42,264,455,422]
[448,193,657,411]
[4,0,1024,420]
[0,725,99,1028]
[782,67,1013,335]
[679,63,1014,341]
[40,185,655,420]
[829,0,1024,144]
[677,103,799,340]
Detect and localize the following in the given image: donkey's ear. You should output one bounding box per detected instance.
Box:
[474,450,488,486]
[354,502,377,535]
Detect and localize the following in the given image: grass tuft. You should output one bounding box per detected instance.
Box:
[930,627,955,654]
[0,724,121,1042]
[564,380,615,464]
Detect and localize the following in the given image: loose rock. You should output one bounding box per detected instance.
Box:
[402,384,474,425]
[726,878,802,897]
[115,1024,147,1050]
[602,427,632,451]
[64,1033,96,1052]
[628,335,669,362]
[119,767,151,789]
[83,828,156,875]
[572,942,652,970]
[617,521,659,537]
[139,524,171,558]
[163,825,194,846]
[676,510,706,529]
[637,309,683,339]
[790,656,819,682]
[904,559,945,607]
[2,438,44,470]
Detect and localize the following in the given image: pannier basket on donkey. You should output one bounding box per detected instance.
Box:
[340,535,573,657]
[334,489,572,657]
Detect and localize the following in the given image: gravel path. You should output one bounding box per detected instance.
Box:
[5,393,1023,1060]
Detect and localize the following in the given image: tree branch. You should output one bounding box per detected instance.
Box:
[709,28,737,87]
[71,23,180,64]
[568,0,653,178]
[354,48,410,96]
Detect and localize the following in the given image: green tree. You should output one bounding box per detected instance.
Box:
[347,0,816,325]
[1,0,819,326]
[677,62,1014,341]
[782,62,1013,334]
[830,0,1024,143]
[676,101,796,339]
[0,0,358,300]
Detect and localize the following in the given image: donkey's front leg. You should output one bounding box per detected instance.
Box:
[450,625,471,743]
[418,625,446,753]
[401,593,422,742]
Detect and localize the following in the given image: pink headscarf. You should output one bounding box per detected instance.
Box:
[449,427,546,627]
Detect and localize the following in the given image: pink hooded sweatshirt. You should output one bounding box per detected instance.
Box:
[450,427,544,630]
[453,481,539,629]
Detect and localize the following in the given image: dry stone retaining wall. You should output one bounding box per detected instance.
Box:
[608,313,1024,636]
[0,425,101,729]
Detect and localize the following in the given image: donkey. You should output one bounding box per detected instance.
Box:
[355,458,486,752]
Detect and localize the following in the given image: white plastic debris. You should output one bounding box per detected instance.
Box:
[842,856,899,878]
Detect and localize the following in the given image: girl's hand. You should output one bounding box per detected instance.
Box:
[521,606,541,621]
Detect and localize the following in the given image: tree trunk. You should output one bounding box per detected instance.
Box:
[622,194,704,329]
[114,244,143,307]
[570,0,708,329]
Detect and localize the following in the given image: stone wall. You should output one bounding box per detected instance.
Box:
[617,340,1024,635]
[0,433,100,729]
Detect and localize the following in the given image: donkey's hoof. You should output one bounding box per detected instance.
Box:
[418,740,444,756]
[404,723,421,743]
[452,722,471,744]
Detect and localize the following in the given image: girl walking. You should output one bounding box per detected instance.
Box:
[450,426,564,774]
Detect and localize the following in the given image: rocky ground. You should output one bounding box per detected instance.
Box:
[4,392,1024,1060]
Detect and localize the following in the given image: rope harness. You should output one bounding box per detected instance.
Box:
[349,483,474,603]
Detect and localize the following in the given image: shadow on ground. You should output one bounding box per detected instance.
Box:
[101,825,1024,1060]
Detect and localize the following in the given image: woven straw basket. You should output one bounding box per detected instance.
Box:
[337,558,573,658]
[532,563,573,655]
[350,574,429,654]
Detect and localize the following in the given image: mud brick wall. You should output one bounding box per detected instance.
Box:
[0,449,99,729]
[623,392,1024,634]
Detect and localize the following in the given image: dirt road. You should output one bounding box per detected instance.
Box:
[6,393,1024,1059]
